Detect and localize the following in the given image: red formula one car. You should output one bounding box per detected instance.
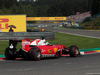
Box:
[5,38,80,60]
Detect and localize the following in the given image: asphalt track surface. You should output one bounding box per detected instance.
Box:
[1,27,100,75]
[0,54,100,75]
[40,27,100,39]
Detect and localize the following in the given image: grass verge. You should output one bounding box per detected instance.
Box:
[48,32,100,49]
[0,41,21,55]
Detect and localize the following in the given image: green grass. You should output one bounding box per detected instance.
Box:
[48,32,100,49]
[0,41,21,55]
[0,32,100,54]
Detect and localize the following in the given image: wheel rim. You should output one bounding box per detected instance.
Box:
[36,52,41,58]
[75,48,79,55]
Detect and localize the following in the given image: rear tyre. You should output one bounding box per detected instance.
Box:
[5,47,16,60]
[69,45,79,57]
[28,47,41,61]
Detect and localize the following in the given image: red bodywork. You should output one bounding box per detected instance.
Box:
[21,39,69,57]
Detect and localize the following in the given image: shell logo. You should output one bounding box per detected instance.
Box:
[48,50,52,54]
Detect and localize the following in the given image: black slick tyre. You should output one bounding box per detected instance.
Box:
[69,45,79,57]
[5,47,16,60]
[28,47,41,61]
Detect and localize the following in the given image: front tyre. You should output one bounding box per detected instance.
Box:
[28,47,41,61]
[69,45,80,57]
[5,47,16,60]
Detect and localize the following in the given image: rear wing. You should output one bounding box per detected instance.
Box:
[22,39,30,51]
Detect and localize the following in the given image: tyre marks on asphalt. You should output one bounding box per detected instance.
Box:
[0,62,72,72]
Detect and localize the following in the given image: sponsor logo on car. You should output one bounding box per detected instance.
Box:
[41,49,46,52]
[48,50,52,54]
[42,54,55,58]
[54,48,58,53]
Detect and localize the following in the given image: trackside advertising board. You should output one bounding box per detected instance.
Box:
[0,15,26,32]
[27,17,66,21]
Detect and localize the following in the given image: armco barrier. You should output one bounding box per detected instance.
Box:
[27,23,61,27]
[0,32,55,40]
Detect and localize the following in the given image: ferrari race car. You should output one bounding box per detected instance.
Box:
[5,38,80,60]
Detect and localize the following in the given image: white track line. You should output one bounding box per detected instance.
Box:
[58,31,100,39]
